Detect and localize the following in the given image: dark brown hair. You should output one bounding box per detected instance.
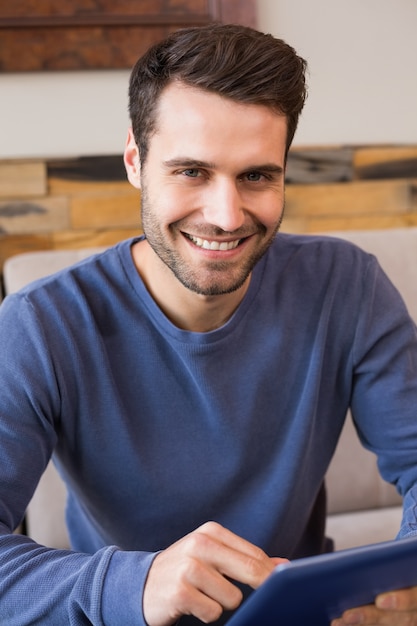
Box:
[128,24,307,164]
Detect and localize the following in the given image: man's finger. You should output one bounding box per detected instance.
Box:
[191,522,276,588]
[376,586,417,611]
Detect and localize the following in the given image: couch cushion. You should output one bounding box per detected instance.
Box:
[326,414,402,515]
[326,506,403,551]
[3,247,105,294]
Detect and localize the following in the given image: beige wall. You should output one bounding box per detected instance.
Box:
[1,0,416,159]
[257,0,417,147]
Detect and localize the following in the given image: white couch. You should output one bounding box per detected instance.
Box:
[3,228,417,551]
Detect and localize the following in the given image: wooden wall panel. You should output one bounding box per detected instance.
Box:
[285,180,414,217]
[0,145,417,280]
[0,162,47,197]
[0,0,256,72]
[0,196,69,234]
[354,147,417,181]
[71,190,140,230]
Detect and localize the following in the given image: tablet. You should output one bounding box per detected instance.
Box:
[227,535,417,625]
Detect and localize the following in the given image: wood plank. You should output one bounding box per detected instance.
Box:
[300,214,417,233]
[280,214,417,234]
[354,146,417,180]
[0,1,213,22]
[0,161,47,198]
[71,192,141,230]
[286,147,354,184]
[51,228,142,250]
[354,146,417,167]
[412,181,417,211]
[48,155,126,182]
[285,179,413,217]
[0,197,69,234]
[49,178,133,196]
[279,217,308,234]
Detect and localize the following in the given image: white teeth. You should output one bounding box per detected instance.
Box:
[187,234,240,251]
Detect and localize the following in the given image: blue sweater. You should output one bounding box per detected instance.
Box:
[0,234,416,625]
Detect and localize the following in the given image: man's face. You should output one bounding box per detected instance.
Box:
[130,82,287,296]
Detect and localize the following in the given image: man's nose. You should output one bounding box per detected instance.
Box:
[202,179,245,232]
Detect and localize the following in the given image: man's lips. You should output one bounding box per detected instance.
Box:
[183,233,243,251]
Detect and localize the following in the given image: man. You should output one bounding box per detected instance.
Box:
[0,23,416,626]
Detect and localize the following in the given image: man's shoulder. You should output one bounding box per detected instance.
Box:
[260,232,376,297]
[269,231,370,264]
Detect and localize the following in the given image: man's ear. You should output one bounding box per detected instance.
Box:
[123,128,141,189]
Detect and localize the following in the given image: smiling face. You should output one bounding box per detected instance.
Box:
[125,81,287,298]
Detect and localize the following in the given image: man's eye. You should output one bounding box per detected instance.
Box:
[245,171,263,182]
[182,168,200,178]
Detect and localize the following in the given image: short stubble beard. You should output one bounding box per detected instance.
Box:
[140,181,284,297]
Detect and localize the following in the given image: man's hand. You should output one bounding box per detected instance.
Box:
[332,586,417,625]
[142,521,286,626]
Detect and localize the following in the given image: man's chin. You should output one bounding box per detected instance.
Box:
[175,271,250,297]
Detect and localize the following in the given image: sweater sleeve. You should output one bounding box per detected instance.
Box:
[0,533,155,625]
[0,292,155,625]
[350,254,417,538]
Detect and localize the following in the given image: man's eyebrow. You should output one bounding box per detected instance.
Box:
[246,163,284,174]
[162,158,216,169]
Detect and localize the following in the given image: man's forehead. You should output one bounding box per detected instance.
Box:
[144,81,288,169]
[154,80,287,128]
